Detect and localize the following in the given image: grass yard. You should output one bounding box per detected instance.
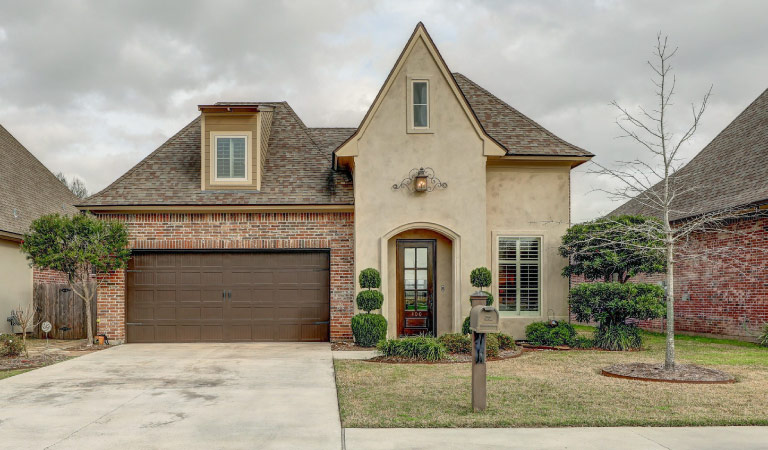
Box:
[0,369,31,380]
[334,327,768,427]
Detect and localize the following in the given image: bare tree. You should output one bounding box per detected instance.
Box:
[12,303,43,357]
[590,34,758,370]
[55,171,89,199]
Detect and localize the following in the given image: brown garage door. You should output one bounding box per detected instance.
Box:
[126,251,330,343]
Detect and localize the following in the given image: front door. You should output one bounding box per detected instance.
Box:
[396,240,436,336]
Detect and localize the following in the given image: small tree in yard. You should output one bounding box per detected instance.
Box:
[11,303,43,356]
[462,267,494,334]
[350,268,387,347]
[21,214,130,347]
[588,34,758,368]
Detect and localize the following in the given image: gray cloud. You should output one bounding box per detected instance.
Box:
[0,0,766,221]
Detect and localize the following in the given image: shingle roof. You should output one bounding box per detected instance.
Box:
[82,73,589,208]
[80,102,354,207]
[453,73,592,157]
[611,88,768,222]
[0,125,79,237]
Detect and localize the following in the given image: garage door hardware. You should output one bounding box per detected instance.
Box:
[221,290,232,300]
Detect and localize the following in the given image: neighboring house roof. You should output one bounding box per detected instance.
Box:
[453,73,593,157]
[0,125,79,238]
[611,87,768,222]
[80,102,354,207]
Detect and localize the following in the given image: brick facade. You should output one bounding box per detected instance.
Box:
[93,212,355,343]
[571,216,768,340]
[33,267,69,284]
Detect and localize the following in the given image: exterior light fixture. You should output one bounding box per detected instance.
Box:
[393,167,447,193]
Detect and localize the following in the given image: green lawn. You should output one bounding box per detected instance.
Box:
[335,329,768,427]
[0,369,31,381]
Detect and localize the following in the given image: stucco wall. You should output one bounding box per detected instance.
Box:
[352,36,488,335]
[486,162,572,339]
[0,238,32,334]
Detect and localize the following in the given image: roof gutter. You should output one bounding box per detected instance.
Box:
[76,204,355,214]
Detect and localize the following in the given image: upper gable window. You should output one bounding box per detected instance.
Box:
[215,136,247,180]
[412,80,429,128]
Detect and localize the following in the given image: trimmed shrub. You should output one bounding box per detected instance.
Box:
[462,316,471,335]
[593,323,643,351]
[0,334,24,357]
[486,333,500,358]
[760,324,768,347]
[470,267,492,290]
[525,321,577,347]
[571,335,595,349]
[351,314,387,347]
[491,332,515,350]
[438,333,471,353]
[356,290,383,313]
[376,336,446,361]
[359,268,381,289]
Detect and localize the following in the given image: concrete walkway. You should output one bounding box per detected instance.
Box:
[0,343,341,450]
[344,427,768,450]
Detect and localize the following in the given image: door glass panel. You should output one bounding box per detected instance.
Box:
[416,269,427,289]
[416,291,428,311]
[405,291,416,311]
[405,248,415,269]
[416,248,427,268]
[405,270,415,290]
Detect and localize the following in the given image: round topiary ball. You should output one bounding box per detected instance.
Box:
[359,268,381,289]
[470,267,492,289]
[357,290,384,313]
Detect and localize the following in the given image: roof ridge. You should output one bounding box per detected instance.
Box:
[83,116,201,204]
[276,102,333,166]
[453,72,592,156]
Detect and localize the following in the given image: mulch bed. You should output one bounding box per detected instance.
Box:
[331,342,376,351]
[0,353,70,371]
[365,348,523,364]
[602,362,735,384]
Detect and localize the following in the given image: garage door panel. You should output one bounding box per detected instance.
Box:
[126,251,330,343]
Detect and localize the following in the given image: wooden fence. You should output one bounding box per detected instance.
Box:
[32,283,97,340]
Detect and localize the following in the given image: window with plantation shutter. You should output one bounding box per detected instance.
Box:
[498,237,541,315]
[214,136,247,180]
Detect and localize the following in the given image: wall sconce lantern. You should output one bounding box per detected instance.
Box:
[393,167,447,193]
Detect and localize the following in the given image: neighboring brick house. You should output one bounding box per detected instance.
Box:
[0,125,79,333]
[608,87,768,340]
[79,23,592,343]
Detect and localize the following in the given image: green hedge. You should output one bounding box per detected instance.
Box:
[376,336,446,361]
[569,282,665,326]
[485,334,500,358]
[492,332,515,350]
[356,290,383,313]
[351,314,387,347]
[525,321,577,347]
[0,334,24,357]
[438,333,471,353]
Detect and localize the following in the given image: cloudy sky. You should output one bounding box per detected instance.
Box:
[0,0,766,221]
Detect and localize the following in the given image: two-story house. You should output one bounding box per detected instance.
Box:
[78,23,592,343]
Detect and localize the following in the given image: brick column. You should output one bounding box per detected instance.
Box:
[96,269,126,343]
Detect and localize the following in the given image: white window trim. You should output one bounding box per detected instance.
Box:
[406,75,434,134]
[492,231,544,318]
[210,131,253,185]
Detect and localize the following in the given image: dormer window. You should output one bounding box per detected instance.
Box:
[412,81,429,128]
[215,136,247,180]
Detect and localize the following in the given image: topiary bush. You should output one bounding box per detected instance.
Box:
[359,268,382,289]
[470,267,493,306]
[525,321,577,347]
[462,316,471,335]
[351,314,387,347]
[356,290,383,313]
[569,282,664,350]
[491,332,515,350]
[757,324,768,347]
[376,336,446,361]
[438,333,471,353]
[0,334,24,357]
[593,323,642,351]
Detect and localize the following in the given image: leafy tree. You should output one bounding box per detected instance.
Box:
[559,215,665,283]
[21,214,130,347]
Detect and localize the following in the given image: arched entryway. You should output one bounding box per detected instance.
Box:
[380,223,461,337]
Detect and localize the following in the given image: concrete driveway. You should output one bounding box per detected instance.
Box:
[0,343,341,450]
